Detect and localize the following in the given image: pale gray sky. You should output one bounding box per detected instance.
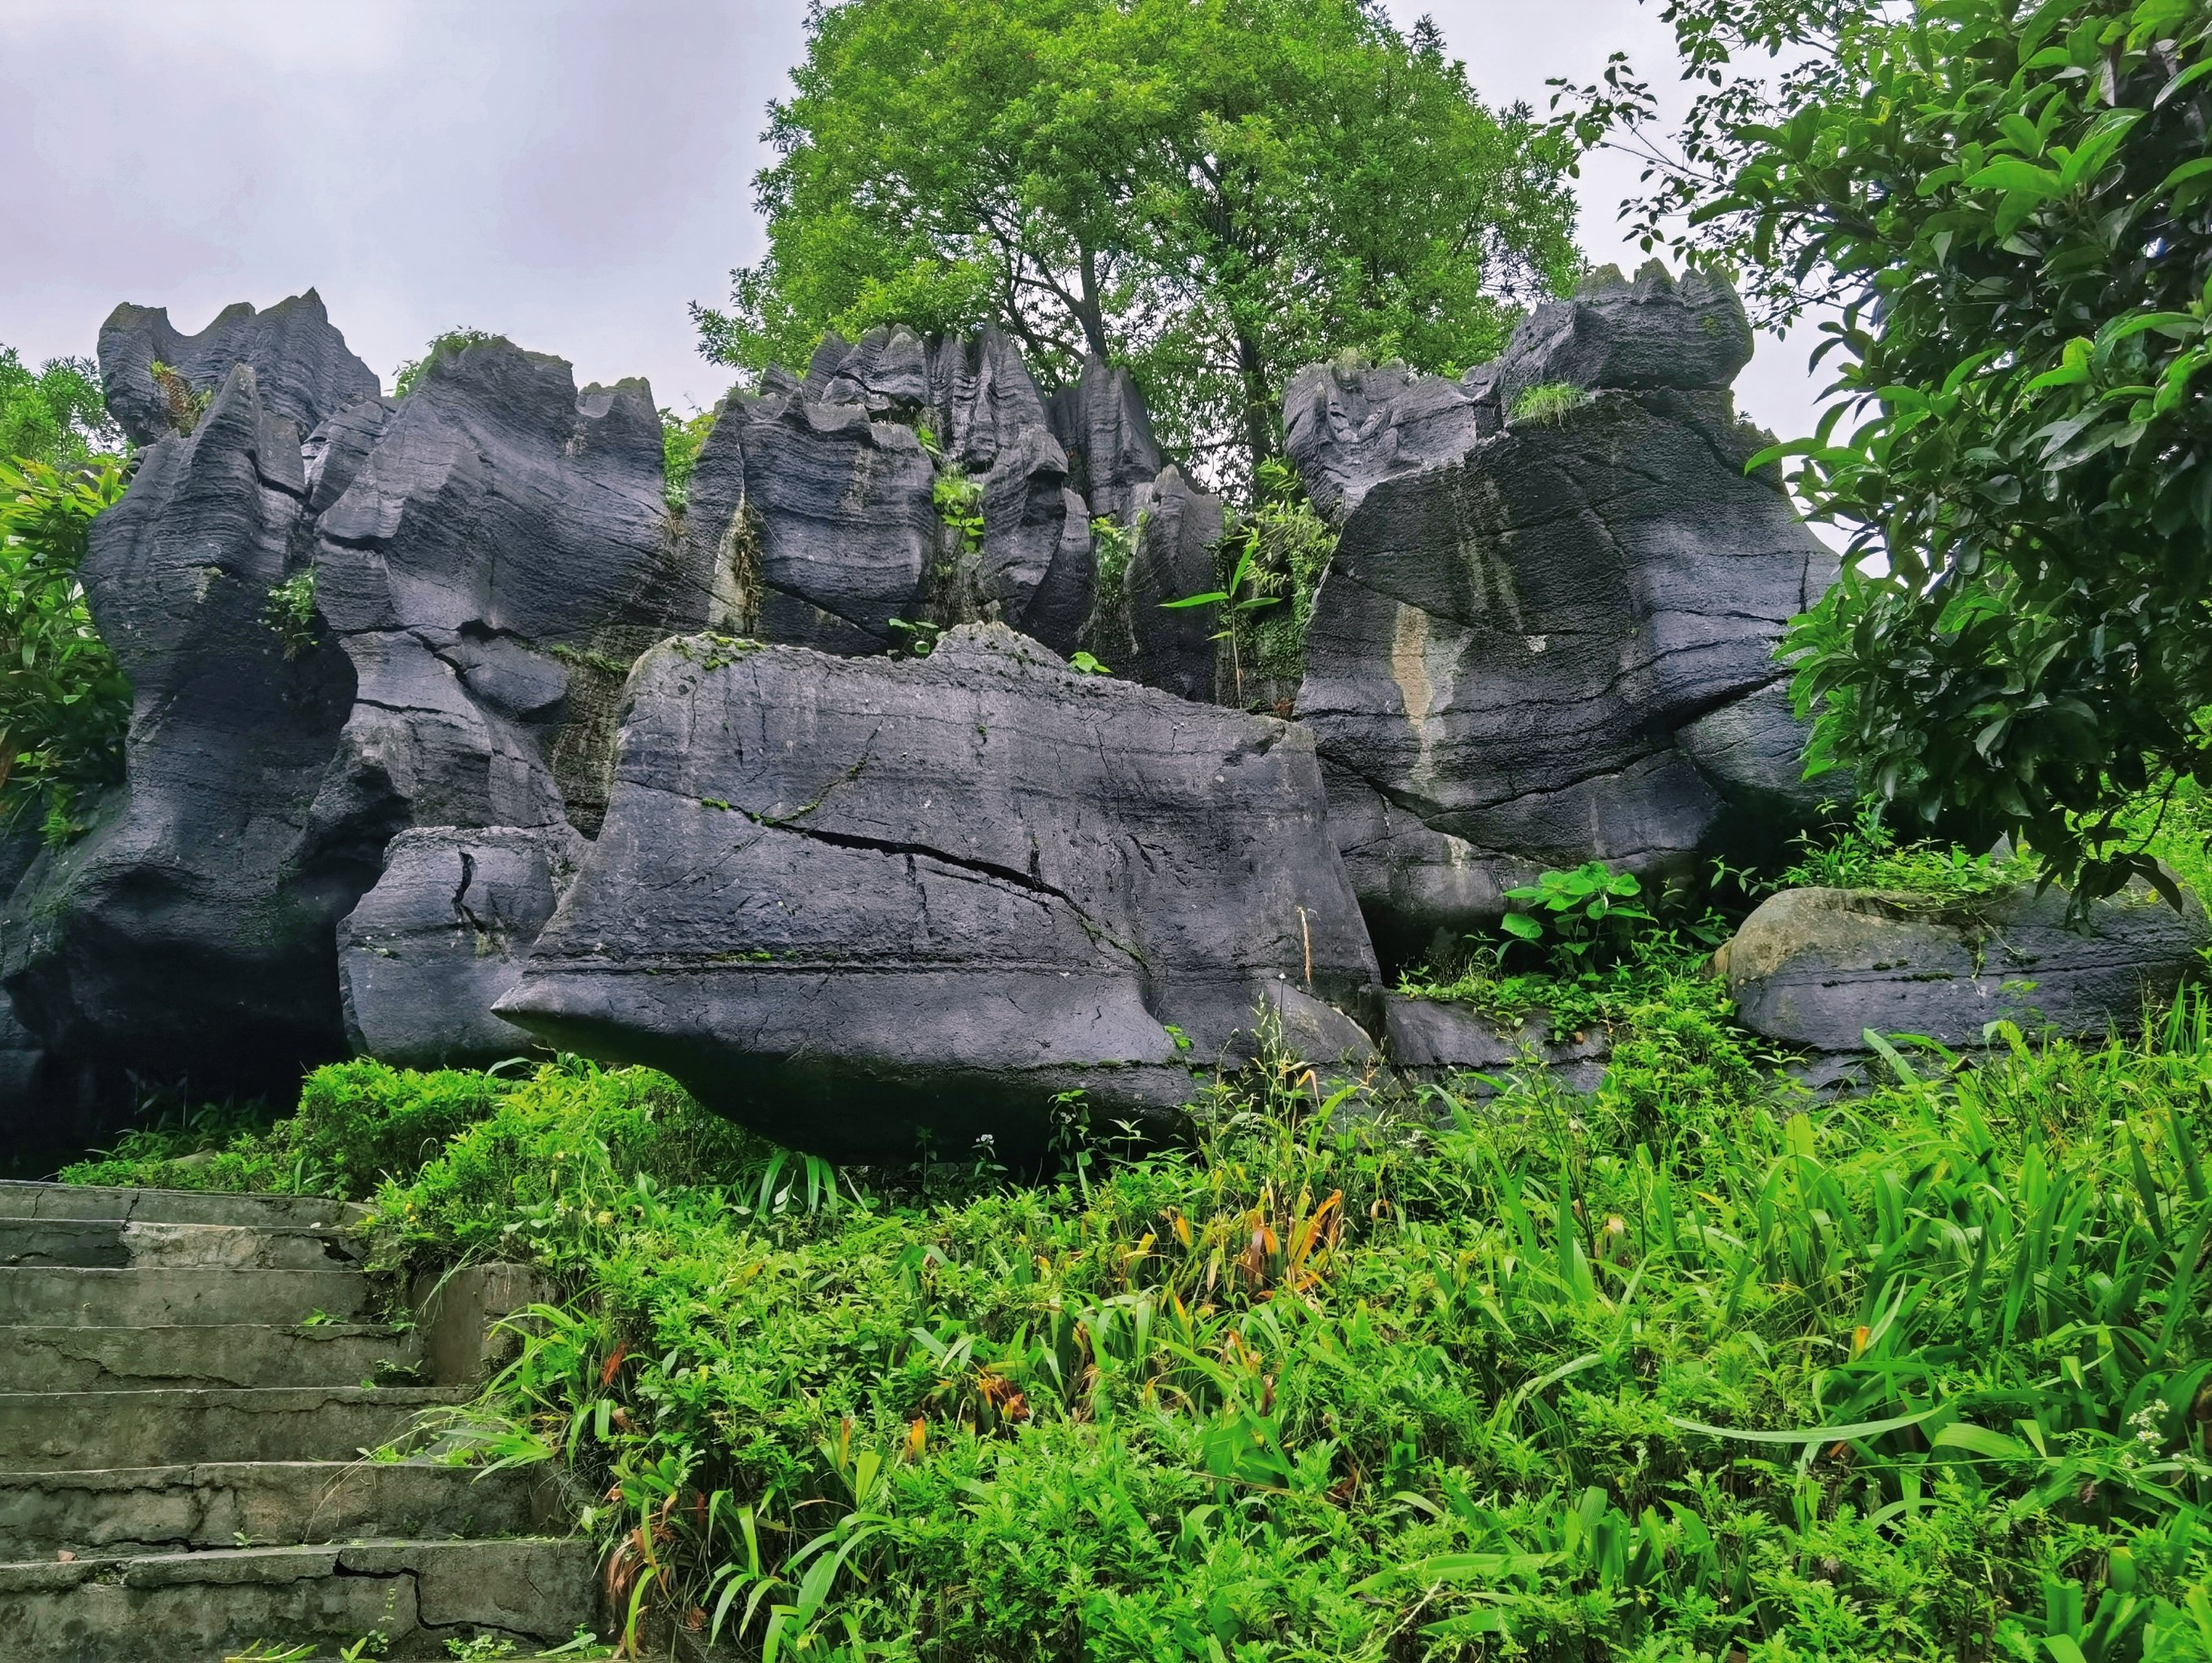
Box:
[0,0,1825,441]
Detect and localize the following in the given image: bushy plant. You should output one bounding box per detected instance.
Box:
[1224,458,1337,695]
[659,405,717,512]
[1499,860,1655,963]
[321,1000,2212,1660]
[0,346,119,468]
[0,456,132,839]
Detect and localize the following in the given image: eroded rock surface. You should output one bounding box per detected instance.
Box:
[1290,264,1834,963]
[1715,883,2210,1055]
[499,624,1379,1159]
[339,825,585,1070]
[98,292,380,449]
[1,300,715,1096]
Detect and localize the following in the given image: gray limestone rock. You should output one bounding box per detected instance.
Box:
[1283,359,1500,524]
[97,292,381,449]
[2,365,368,1093]
[1117,466,1225,702]
[2,309,717,1099]
[1286,269,1834,964]
[1492,261,1755,417]
[1046,353,1166,529]
[1714,883,2210,1056]
[497,624,1380,1160]
[1381,995,1609,1093]
[339,825,585,1070]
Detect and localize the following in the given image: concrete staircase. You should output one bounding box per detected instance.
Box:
[0,1180,598,1661]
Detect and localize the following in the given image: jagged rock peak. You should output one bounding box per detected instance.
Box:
[98,290,381,448]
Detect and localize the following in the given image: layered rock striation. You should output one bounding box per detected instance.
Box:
[497,624,1377,1158]
[1288,263,1836,962]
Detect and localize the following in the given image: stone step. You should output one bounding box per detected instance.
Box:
[0,1216,362,1270]
[0,1536,598,1661]
[0,1266,374,1328]
[0,1387,470,1470]
[0,1324,420,1393]
[0,1461,558,1557]
[0,1180,365,1229]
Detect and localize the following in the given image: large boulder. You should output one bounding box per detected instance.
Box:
[497,624,1380,1160]
[339,825,585,1070]
[2,305,718,1098]
[1289,265,1835,965]
[1714,883,2210,1056]
[97,291,381,448]
[1283,359,1499,524]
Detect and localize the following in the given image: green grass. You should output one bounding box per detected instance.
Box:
[82,1004,2196,1660]
[1509,382,1589,428]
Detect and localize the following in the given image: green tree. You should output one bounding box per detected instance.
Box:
[0,458,132,840]
[0,348,119,470]
[1563,0,2212,901]
[697,0,1581,486]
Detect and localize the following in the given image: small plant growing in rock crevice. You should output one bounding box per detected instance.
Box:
[263,571,320,660]
[148,359,211,435]
[1510,379,1588,427]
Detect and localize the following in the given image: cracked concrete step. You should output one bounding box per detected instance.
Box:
[0,1535,597,1661]
[0,1180,365,1229]
[0,1386,471,1470]
[1,1324,421,1392]
[0,1216,363,1270]
[0,1266,375,1328]
[0,1461,559,1557]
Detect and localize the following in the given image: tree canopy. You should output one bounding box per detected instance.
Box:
[1564,0,2212,900]
[0,347,119,471]
[696,0,1582,486]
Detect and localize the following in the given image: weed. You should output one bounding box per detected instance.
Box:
[148,359,211,434]
[262,571,318,660]
[1501,860,1656,964]
[1510,380,1589,427]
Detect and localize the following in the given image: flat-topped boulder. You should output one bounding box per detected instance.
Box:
[1714,881,2210,1055]
[498,624,1380,1159]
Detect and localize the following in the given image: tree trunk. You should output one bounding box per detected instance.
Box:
[1236,330,1276,491]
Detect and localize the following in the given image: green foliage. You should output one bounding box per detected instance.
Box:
[1563,0,2212,904]
[393,328,508,399]
[331,1003,2212,1661]
[61,1060,529,1199]
[697,0,1582,486]
[1770,801,2031,905]
[1508,380,1588,428]
[0,346,119,468]
[931,466,984,559]
[261,570,318,661]
[1161,529,1282,707]
[147,360,210,436]
[1222,457,1336,695]
[1499,861,1657,965]
[659,406,718,512]
[0,456,132,839]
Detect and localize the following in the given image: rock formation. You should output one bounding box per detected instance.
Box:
[2,300,719,1097]
[1714,881,2210,1059]
[1287,263,1836,964]
[497,624,1378,1159]
[0,270,1862,1147]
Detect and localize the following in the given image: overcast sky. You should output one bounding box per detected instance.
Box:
[0,0,1825,442]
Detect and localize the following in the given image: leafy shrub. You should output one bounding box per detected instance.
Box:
[1499,859,1655,963]
[1509,380,1588,427]
[1772,800,2028,905]
[659,405,717,512]
[63,1060,523,1199]
[262,570,318,660]
[0,456,132,838]
[1224,458,1337,695]
[146,360,210,435]
[337,996,2212,1660]
[0,346,119,468]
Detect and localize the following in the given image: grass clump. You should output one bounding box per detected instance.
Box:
[1509,380,1589,427]
[61,1060,521,1199]
[1770,801,2029,905]
[324,1011,2212,1661]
